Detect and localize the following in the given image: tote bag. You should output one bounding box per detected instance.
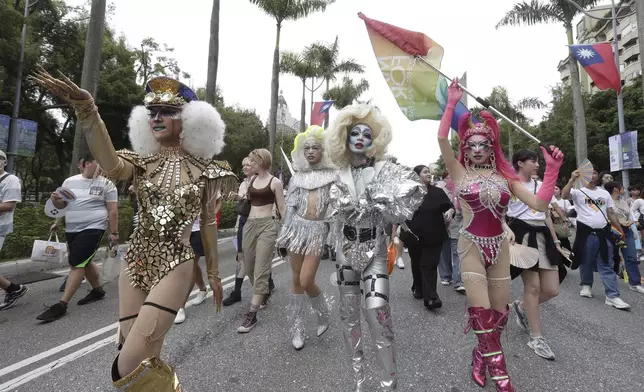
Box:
[31,233,67,264]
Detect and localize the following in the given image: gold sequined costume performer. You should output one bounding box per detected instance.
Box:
[31,70,236,392]
[326,104,425,391]
[276,125,336,351]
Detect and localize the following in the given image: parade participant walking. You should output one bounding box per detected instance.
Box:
[562,170,630,310]
[326,104,424,390]
[507,149,564,361]
[0,150,26,311]
[31,70,236,391]
[403,164,453,310]
[38,155,118,322]
[276,125,336,350]
[237,148,285,333]
[224,157,275,306]
[438,79,563,392]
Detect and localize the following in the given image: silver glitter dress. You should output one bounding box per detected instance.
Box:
[276,168,337,256]
[327,160,425,391]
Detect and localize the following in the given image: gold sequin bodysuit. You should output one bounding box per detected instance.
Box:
[118,150,236,292]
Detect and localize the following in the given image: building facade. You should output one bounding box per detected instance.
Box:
[272,90,307,139]
[558,0,640,92]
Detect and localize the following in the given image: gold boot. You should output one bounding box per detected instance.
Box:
[113,356,182,391]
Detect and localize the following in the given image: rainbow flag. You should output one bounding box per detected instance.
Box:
[358,13,475,131]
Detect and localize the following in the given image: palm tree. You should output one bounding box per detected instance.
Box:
[485,86,546,157]
[205,0,220,105]
[279,50,319,132]
[249,0,335,156]
[70,0,107,175]
[496,0,600,165]
[323,76,369,109]
[307,36,365,127]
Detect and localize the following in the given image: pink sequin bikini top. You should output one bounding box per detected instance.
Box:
[456,168,511,266]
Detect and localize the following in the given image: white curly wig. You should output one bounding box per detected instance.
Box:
[326,104,392,167]
[291,125,335,171]
[127,101,226,159]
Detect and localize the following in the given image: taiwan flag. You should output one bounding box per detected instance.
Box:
[311,101,334,127]
[570,43,621,92]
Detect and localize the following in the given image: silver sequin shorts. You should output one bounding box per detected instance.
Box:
[277,214,329,257]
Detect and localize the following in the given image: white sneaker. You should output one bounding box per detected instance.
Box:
[440,280,451,286]
[605,297,631,310]
[580,285,592,298]
[404,248,408,253]
[174,308,186,324]
[396,257,405,269]
[628,285,644,294]
[190,289,208,306]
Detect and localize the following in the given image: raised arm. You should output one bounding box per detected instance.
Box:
[561,170,579,200]
[438,79,466,181]
[512,145,564,211]
[30,68,134,180]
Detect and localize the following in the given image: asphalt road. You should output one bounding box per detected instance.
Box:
[1,241,644,392]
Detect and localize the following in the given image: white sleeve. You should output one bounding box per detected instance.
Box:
[2,176,21,203]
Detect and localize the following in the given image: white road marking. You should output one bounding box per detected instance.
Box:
[0,257,285,390]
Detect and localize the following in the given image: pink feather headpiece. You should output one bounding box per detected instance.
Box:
[460,116,495,146]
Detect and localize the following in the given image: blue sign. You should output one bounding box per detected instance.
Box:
[609,130,641,171]
[0,115,9,151]
[17,119,37,157]
[0,115,38,157]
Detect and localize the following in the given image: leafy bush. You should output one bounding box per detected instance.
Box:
[0,199,238,262]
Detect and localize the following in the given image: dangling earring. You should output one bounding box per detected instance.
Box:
[179,131,184,147]
[490,151,496,170]
[464,153,470,167]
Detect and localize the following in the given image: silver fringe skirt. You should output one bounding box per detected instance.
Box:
[277,214,328,257]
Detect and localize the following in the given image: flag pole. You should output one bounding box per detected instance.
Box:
[415,56,543,146]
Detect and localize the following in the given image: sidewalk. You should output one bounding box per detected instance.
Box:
[0,228,236,278]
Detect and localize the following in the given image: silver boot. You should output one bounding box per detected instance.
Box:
[339,285,365,391]
[287,293,308,350]
[364,303,397,390]
[309,292,331,337]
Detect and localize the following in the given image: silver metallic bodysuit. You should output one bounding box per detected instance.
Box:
[327,160,424,391]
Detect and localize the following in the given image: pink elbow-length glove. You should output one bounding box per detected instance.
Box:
[438,78,462,139]
[537,145,564,202]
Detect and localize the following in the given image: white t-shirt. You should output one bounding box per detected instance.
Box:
[507,180,556,221]
[63,175,118,232]
[631,199,644,221]
[553,197,574,214]
[569,187,613,229]
[192,217,200,232]
[0,173,21,237]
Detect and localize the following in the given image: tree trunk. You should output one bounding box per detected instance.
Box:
[567,26,587,166]
[205,0,220,106]
[268,21,282,158]
[323,78,330,128]
[70,0,107,176]
[300,79,307,133]
[508,130,513,159]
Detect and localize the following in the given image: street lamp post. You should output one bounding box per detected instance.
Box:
[8,0,39,174]
[611,0,630,188]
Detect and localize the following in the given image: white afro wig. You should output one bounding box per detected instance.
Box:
[326,104,392,167]
[127,101,226,159]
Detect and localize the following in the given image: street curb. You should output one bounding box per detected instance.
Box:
[0,228,236,278]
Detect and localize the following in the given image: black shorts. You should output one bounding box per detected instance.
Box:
[66,229,104,268]
[190,231,205,257]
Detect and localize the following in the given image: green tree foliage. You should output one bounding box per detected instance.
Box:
[323,76,369,109]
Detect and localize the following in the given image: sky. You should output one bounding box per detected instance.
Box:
[65,0,611,167]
